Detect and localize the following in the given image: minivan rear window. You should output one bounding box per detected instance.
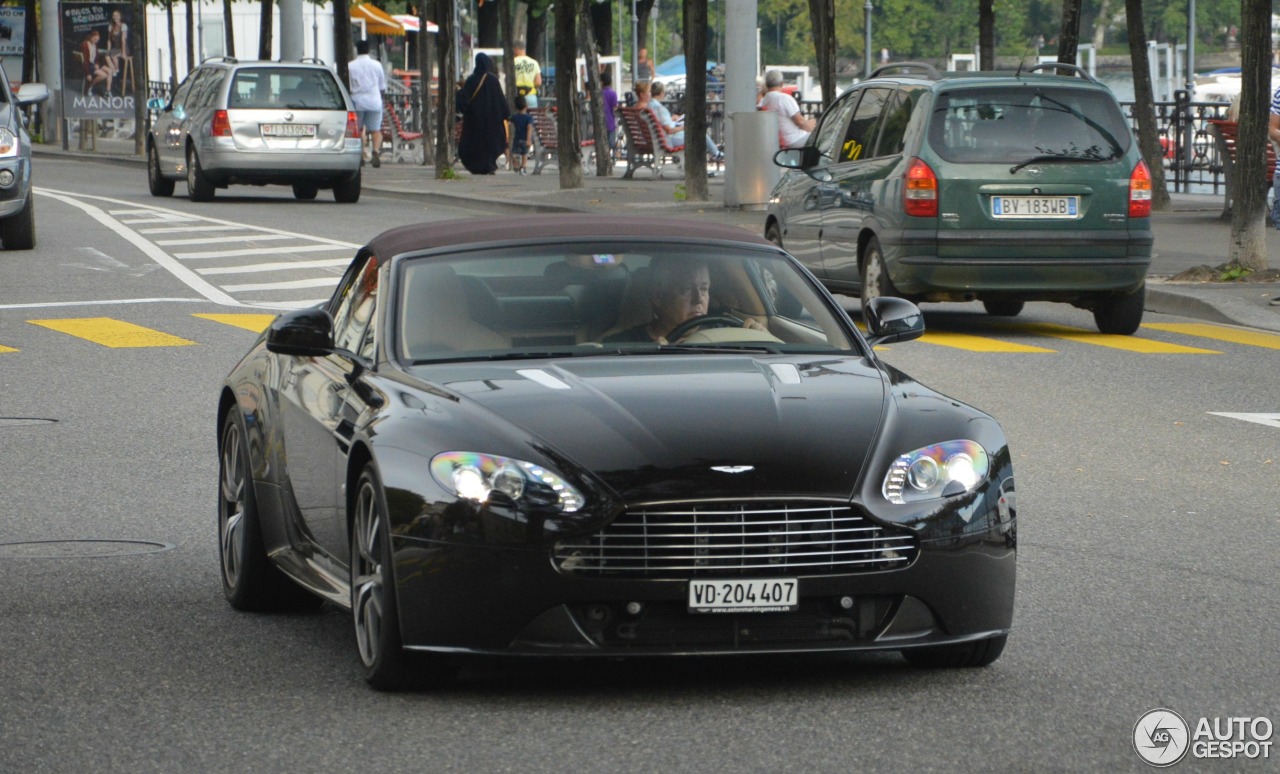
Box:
[229,68,346,110]
[928,85,1130,164]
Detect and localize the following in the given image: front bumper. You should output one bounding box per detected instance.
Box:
[390,524,1016,657]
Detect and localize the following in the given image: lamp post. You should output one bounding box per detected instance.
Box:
[631,0,639,89]
[864,0,873,77]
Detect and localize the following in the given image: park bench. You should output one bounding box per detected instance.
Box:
[1206,118,1276,218]
[382,100,424,164]
[530,107,596,175]
[619,105,685,179]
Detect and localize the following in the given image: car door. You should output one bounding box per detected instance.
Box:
[817,87,897,285]
[278,255,379,563]
[152,68,205,174]
[773,91,859,279]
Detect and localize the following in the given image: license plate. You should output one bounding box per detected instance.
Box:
[261,124,316,137]
[991,195,1079,218]
[688,579,799,613]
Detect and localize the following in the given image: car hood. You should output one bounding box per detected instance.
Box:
[411,356,887,502]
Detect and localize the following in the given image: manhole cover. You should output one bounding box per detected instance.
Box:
[0,418,58,428]
[0,539,176,558]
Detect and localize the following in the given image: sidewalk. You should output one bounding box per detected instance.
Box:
[33,140,1280,332]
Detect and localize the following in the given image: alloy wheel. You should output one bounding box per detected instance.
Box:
[218,420,246,589]
[352,479,385,668]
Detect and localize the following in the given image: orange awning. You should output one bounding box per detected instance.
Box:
[352,3,404,36]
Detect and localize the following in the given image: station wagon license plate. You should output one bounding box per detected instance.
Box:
[261,123,317,137]
[991,195,1079,218]
[688,579,799,613]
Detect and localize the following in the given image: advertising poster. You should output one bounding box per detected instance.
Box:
[60,2,139,120]
[0,8,26,87]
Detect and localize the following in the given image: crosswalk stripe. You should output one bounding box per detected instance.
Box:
[222,277,341,292]
[138,225,249,234]
[175,244,351,260]
[28,318,197,348]
[197,258,352,275]
[1010,322,1221,353]
[1142,322,1280,350]
[920,331,1056,353]
[156,234,297,246]
[193,313,277,333]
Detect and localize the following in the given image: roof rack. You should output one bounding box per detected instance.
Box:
[868,62,941,80]
[299,57,327,66]
[201,56,238,65]
[1024,62,1097,83]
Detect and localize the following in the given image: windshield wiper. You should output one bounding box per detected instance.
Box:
[1010,154,1109,174]
[651,344,784,355]
[411,349,625,365]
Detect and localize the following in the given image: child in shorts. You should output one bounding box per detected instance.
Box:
[508,95,536,175]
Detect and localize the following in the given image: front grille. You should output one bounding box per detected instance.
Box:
[554,500,918,578]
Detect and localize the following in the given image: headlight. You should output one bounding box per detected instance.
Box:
[430,451,584,513]
[882,440,989,504]
[0,128,18,157]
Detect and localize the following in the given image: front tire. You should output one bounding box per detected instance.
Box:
[859,237,896,322]
[148,145,175,197]
[0,193,35,250]
[218,408,318,612]
[902,634,1007,668]
[333,170,361,203]
[187,146,215,202]
[1093,284,1145,335]
[351,466,457,690]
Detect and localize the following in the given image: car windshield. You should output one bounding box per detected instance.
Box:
[928,85,1130,164]
[229,67,346,110]
[396,243,860,364]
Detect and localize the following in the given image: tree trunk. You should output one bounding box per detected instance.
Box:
[978,0,994,70]
[1056,0,1080,67]
[433,0,457,176]
[258,0,273,60]
[185,0,195,72]
[1124,0,1170,211]
[133,0,146,155]
[167,0,179,90]
[581,0,610,177]
[555,1,584,188]
[1228,0,1270,271]
[526,7,548,66]
[807,0,835,108]
[222,0,236,58]
[478,1,499,48]
[590,1,612,56]
[501,0,516,114]
[21,0,34,84]
[683,0,708,201]
[1091,0,1112,50]
[419,1,433,161]
[635,0,654,56]
[333,0,352,87]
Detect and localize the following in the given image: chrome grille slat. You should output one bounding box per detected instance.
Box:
[555,500,919,578]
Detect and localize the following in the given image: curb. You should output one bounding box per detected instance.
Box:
[1145,284,1280,333]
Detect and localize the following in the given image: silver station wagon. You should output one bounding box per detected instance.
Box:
[147,58,363,203]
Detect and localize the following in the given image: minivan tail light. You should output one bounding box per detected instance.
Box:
[211,110,232,138]
[1129,160,1152,218]
[345,112,360,138]
[904,158,938,217]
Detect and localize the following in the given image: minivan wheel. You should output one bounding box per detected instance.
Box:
[187,146,216,202]
[982,300,1024,317]
[1093,284,1145,335]
[859,237,896,321]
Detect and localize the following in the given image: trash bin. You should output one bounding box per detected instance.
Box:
[725,110,781,210]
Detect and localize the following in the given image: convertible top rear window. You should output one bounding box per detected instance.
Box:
[928,85,1131,164]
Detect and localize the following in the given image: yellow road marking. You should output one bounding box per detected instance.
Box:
[920,331,1056,353]
[28,318,196,348]
[1143,322,1280,350]
[1012,322,1221,354]
[0,344,17,353]
[193,313,277,333]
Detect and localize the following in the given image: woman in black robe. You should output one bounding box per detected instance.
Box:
[457,53,510,175]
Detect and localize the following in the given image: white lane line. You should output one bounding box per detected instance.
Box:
[1209,413,1280,429]
[197,258,352,275]
[156,234,297,246]
[120,215,200,225]
[138,225,250,234]
[35,190,240,306]
[108,208,167,216]
[223,277,341,292]
[175,244,352,260]
[0,297,205,310]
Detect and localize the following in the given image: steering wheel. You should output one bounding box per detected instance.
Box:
[666,313,744,342]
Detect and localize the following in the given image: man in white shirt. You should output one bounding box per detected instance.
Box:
[348,40,387,167]
[758,69,814,149]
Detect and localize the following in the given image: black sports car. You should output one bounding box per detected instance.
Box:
[217,216,1016,690]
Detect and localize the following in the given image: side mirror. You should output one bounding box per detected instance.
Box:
[146,97,168,111]
[15,83,49,107]
[266,307,334,357]
[863,297,925,346]
[773,147,804,169]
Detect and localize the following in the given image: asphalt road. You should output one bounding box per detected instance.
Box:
[1,157,1276,773]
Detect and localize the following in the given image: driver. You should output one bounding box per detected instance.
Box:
[604,257,764,344]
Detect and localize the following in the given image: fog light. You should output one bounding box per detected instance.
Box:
[625,601,643,616]
[0,170,14,187]
[839,596,854,610]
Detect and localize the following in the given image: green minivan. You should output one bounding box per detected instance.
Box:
[765,62,1153,334]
